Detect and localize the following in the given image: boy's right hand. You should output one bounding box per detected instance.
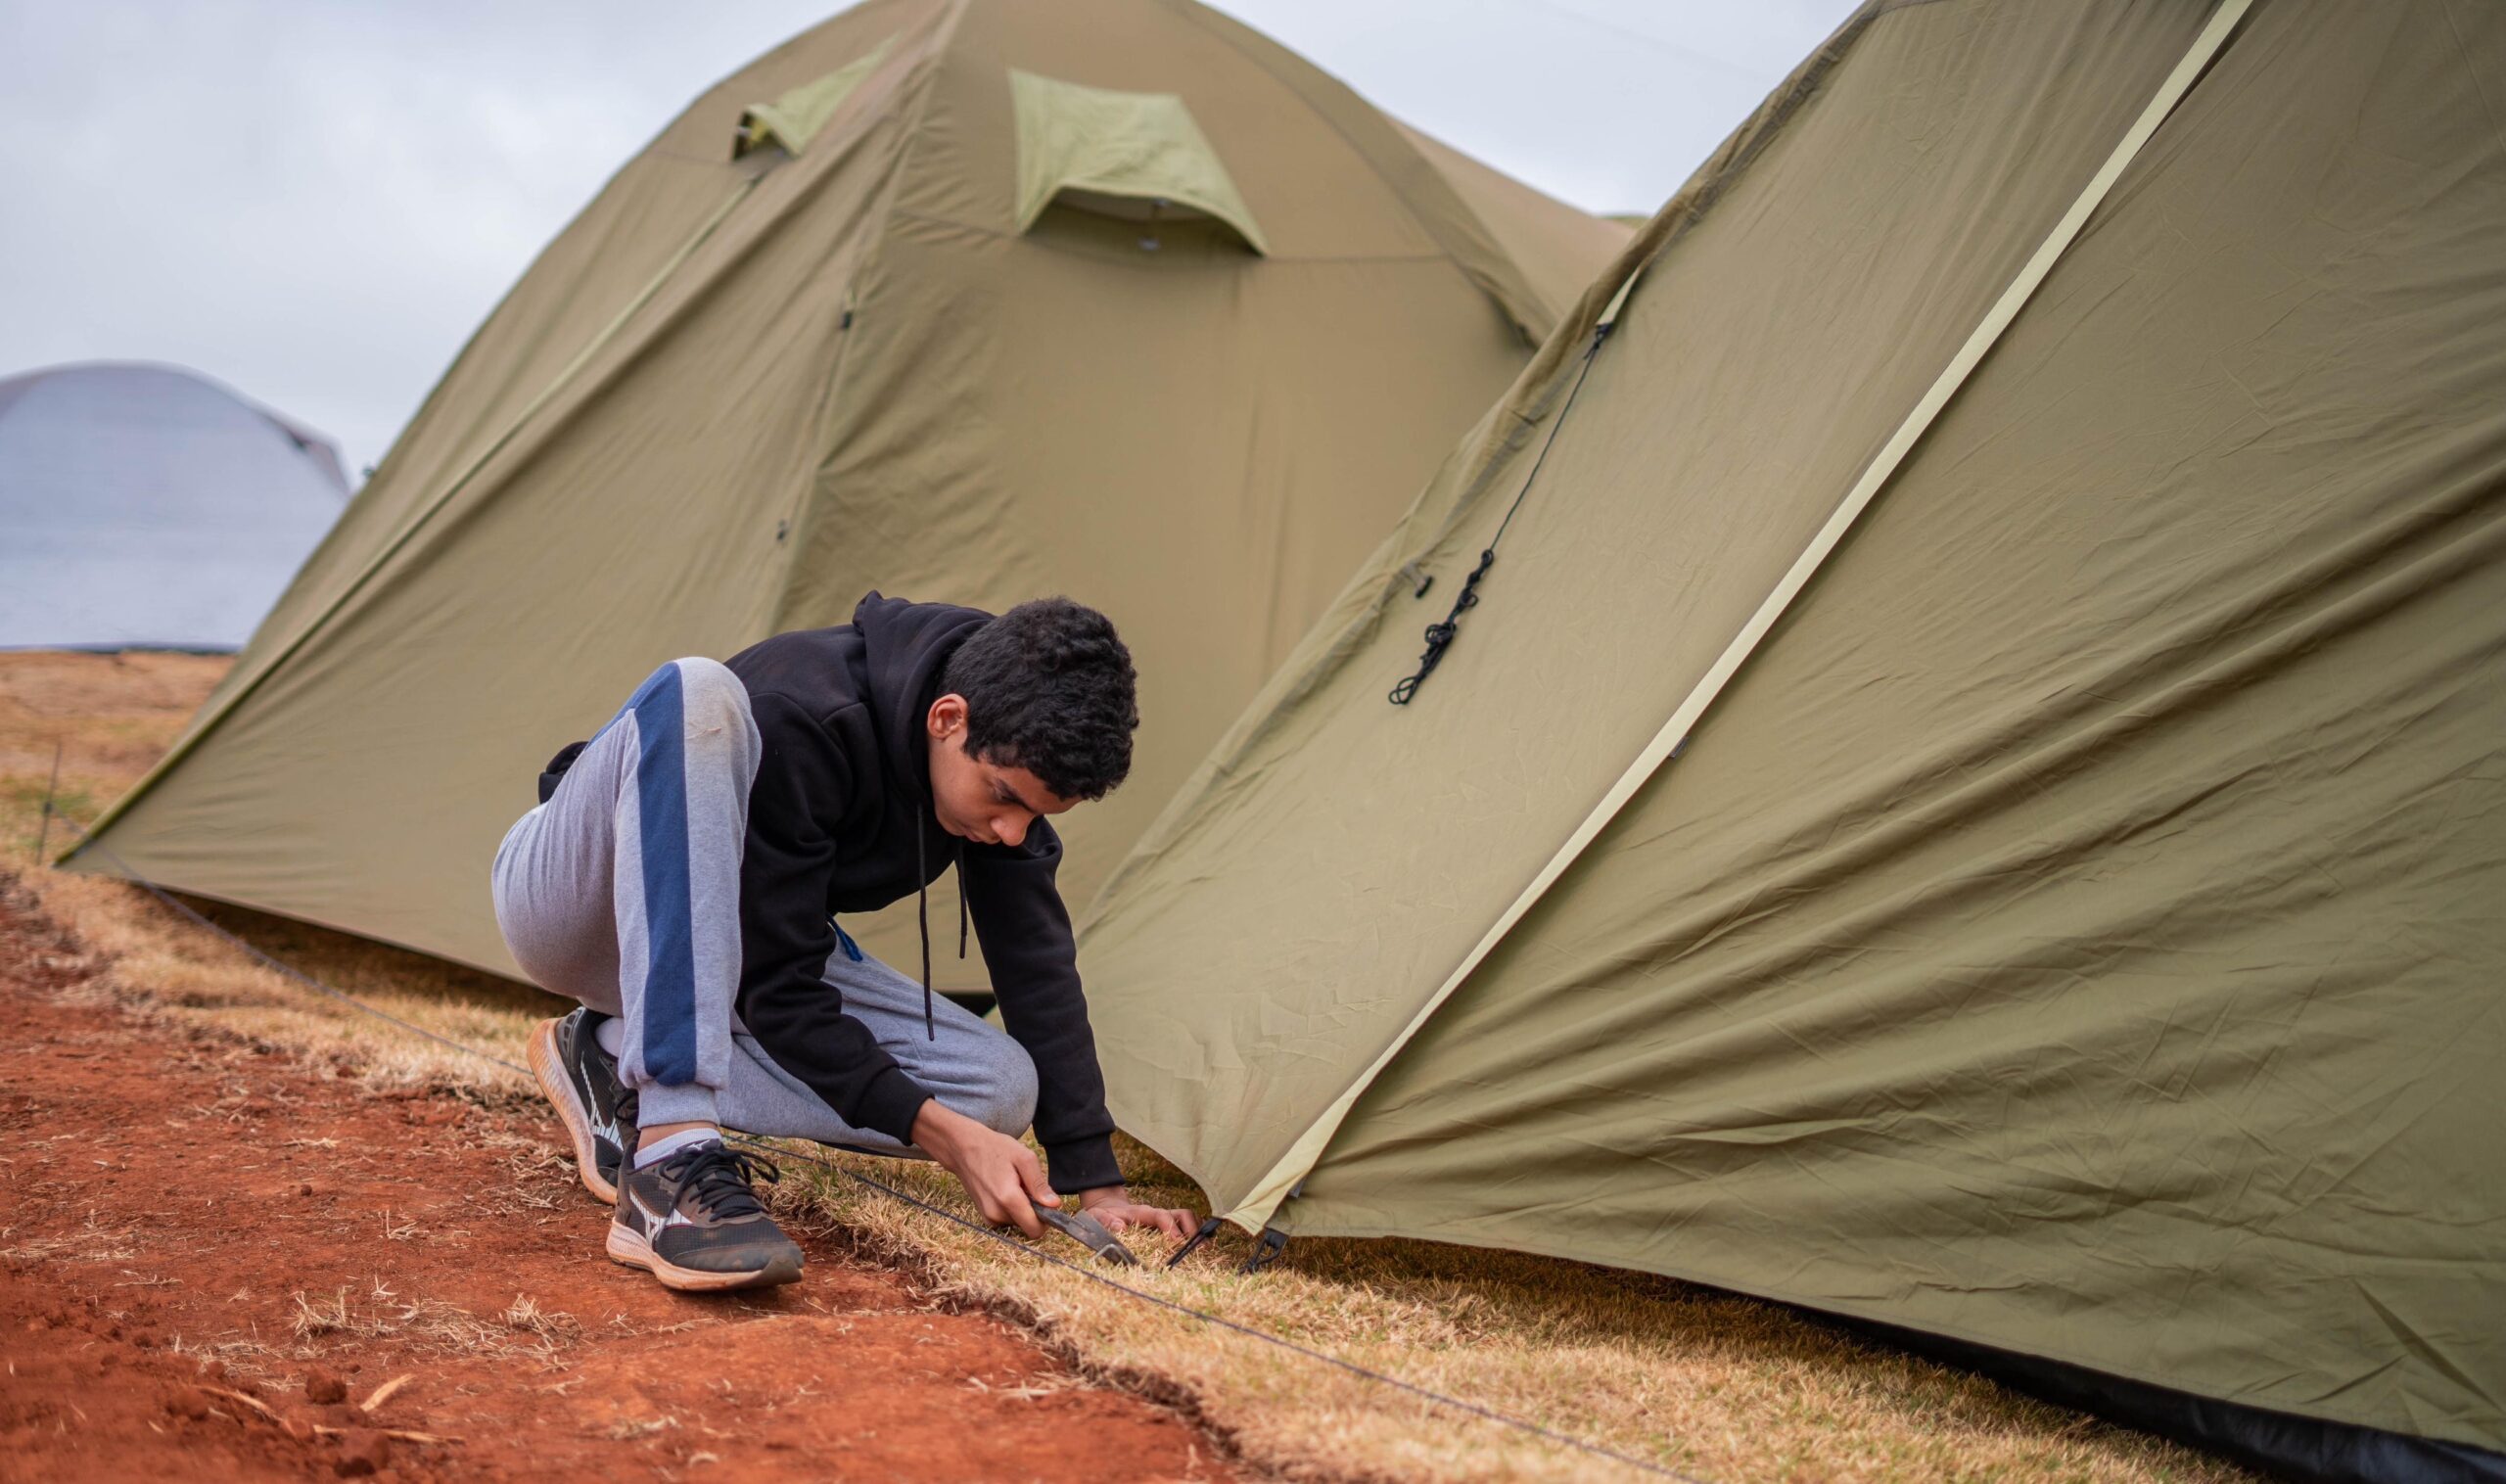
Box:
[911,1099,1057,1237]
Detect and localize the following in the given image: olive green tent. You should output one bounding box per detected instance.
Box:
[64,0,1624,983]
[1078,0,2505,1461]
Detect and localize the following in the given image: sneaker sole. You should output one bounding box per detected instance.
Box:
[605,1223,803,1292]
[528,1018,618,1206]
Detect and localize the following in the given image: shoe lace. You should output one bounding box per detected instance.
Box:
[660,1143,781,1222]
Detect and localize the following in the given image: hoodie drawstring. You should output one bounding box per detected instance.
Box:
[956,840,969,960]
[915,828,933,1041]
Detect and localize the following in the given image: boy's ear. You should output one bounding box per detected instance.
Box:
[926,692,969,738]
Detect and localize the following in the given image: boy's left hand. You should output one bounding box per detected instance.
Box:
[1075,1186,1197,1241]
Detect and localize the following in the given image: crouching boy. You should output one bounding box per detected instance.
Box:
[491,593,1192,1291]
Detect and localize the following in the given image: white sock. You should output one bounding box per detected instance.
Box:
[594,1015,624,1058]
[633,1126,720,1170]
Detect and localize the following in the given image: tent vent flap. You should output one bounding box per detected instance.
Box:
[1010,70,1268,255]
[734,39,893,160]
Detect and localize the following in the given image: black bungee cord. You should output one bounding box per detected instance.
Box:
[1390,318,1616,705]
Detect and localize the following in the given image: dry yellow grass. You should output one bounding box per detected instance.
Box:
[0,652,2251,1484]
[1,650,554,1098]
[25,870,547,1099]
[769,1141,2247,1484]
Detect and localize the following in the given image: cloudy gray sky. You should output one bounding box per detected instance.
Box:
[0,1,1853,477]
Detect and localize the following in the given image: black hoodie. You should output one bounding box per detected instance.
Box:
[541,594,1120,1193]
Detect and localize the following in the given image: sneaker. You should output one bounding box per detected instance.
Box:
[607,1141,804,1292]
[528,1008,634,1203]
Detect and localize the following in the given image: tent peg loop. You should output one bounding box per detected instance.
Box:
[1240,1228,1290,1275]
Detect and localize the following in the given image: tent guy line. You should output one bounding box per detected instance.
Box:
[1390,314,1617,706]
[48,815,1708,1484]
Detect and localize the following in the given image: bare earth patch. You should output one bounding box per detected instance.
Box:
[0,651,2253,1482]
[0,873,1232,1483]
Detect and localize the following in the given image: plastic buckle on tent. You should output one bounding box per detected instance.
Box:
[1239,1228,1288,1275]
[1165,1216,1223,1269]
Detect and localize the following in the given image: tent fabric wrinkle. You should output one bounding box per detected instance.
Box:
[1066,0,1884,854]
[1228,0,2261,1224]
[64,0,1625,1008]
[72,166,778,845]
[1009,69,1268,253]
[1076,0,2506,1457]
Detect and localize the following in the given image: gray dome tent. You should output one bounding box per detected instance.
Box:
[0,362,349,651]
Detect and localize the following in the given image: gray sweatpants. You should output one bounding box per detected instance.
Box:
[489,657,1038,1151]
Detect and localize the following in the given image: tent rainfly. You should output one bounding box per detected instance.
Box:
[63,0,1625,983]
[0,363,348,651]
[1074,0,2506,1474]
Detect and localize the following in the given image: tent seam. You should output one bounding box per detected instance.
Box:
[1080,0,1903,939]
[1213,0,2258,1233]
[59,173,768,861]
[1146,0,1551,339]
[763,0,971,636]
[64,15,947,861]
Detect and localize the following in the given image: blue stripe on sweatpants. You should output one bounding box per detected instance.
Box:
[622,663,700,1086]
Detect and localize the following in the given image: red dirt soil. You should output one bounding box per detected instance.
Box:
[0,876,1234,1483]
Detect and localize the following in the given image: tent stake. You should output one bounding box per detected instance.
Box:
[33,739,62,864]
[1166,1217,1224,1269]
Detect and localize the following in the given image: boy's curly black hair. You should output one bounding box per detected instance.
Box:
[943,597,1137,802]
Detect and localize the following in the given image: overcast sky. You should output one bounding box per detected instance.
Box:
[0,0,1853,478]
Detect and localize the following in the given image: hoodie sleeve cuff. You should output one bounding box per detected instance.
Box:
[1043,1133,1124,1195]
[857,1067,934,1146]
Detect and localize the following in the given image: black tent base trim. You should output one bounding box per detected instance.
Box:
[1828,1315,2506,1484]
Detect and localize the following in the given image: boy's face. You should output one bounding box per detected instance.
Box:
[924,693,1076,849]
